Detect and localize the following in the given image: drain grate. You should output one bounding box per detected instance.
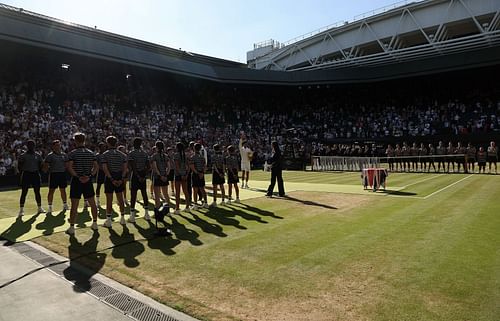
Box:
[104,292,146,313]
[8,242,196,321]
[88,281,119,298]
[35,256,59,266]
[48,262,70,276]
[22,248,51,261]
[10,243,32,253]
[130,305,180,321]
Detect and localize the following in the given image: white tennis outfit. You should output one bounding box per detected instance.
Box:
[239,139,252,172]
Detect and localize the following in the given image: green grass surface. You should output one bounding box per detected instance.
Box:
[1,170,499,321]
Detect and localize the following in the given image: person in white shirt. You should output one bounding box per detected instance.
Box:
[239,133,253,189]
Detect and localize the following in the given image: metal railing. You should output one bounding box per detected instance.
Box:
[290,29,500,71]
[279,0,427,48]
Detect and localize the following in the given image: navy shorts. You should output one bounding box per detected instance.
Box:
[70,178,95,199]
[212,171,225,185]
[48,172,68,189]
[192,173,205,188]
[96,170,106,185]
[20,171,41,188]
[227,170,239,184]
[167,169,175,182]
[131,171,148,190]
[153,175,169,187]
[104,172,125,193]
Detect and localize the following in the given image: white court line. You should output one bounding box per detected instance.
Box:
[324,171,360,177]
[397,174,442,190]
[423,174,474,199]
[386,195,425,199]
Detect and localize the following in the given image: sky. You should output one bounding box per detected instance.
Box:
[3,0,409,62]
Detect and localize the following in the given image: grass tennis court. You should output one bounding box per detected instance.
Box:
[1,170,499,321]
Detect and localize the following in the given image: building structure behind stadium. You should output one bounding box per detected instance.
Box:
[1,0,500,85]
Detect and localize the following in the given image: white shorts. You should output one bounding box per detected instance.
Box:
[241,162,251,172]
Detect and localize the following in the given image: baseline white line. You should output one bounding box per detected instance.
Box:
[423,174,474,199]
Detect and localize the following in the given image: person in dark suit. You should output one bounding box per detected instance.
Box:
[266,141,285,197]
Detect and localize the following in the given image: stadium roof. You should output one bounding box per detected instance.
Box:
[1,1,500,85]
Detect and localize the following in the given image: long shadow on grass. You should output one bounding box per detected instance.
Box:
[178,212,227,237]
[65,230,105,292]
[217,205,268,224]
[169,216,203,246]
[248,188,337,210]
[0,213,40,242]
[201,208,248,230]
[35,210,66,235]
[108,225,145,268]
[75,208,92,227]
[134,220,180,256]
[234,203,283,220]
[376,189,417,196]
[280,195,337,209]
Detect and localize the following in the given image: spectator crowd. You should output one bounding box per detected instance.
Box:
[1,76,499,177]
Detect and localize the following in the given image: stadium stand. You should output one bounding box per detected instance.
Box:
[0,1,499,183]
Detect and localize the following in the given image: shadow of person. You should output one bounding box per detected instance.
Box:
[76,207,92,228]
[202,208,247,230]
[0,213,41,242]
[108,225,145,268]
[169,216,203,246]
[235,203,284,219]
[96,206,119,220]
[378,190,418,196]
[97,206,108,219]
[216,205,268,224]
[134,220,180,256]
[178,212,227,237]
[35,210,66,236]
[64,230,105,293]
[279,195,338,209]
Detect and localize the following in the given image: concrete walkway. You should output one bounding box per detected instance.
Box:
[0,240,199,321]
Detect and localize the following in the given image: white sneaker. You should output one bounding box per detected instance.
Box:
[210,202,217,208]
[227,199,232,204]
[91,222,98,230]
[103,218,112,228]
[245,183,249,189]
[63,203,69,211]
[128,214,136,223]
[18,208,24,217]
[203,202,209,209]
[120,216,126,225]
[241,184,245,189]
[37,207,46,214]
[235,198,240,204]
[221,200,226,205]
[191,204,199,210]
[144,210,151,221]
[174,209,181,215]
[65,226,75,235]
[183,207,191,213]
